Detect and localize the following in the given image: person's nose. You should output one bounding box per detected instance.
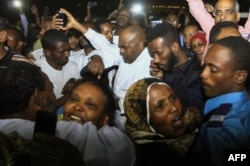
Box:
[154,55,160,63]
[73,102,84,112]
[168,103,178,114]
[220,12,227,21]
[200,66,208,79]
[64,51,70,57]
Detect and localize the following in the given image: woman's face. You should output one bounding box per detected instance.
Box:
[191,38,206,63]
[63,83,109,128]
[148,84,186,137]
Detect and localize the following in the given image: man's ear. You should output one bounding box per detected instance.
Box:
[234,70,248,85]
[236,12,241,22]
[34,88,43,108]
[137,40,146,49]
[171,42,180,53]
[43,48,51,57]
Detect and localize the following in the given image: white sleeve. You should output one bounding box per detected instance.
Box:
[0,119,136,166]
[84,28,111,50]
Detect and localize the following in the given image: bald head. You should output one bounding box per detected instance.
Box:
[118,25,146,63]
[120,25,145,43]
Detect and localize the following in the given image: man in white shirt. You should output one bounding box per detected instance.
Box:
[33,29,80,108]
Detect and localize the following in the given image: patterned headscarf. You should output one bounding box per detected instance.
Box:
[124,77,202,156]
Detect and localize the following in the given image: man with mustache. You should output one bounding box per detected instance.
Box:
[146,23,206,113]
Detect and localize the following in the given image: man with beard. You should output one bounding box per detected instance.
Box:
[146,23,206,113]
[33,29,80,109]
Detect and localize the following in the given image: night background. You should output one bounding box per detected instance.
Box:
[0,0,249,25]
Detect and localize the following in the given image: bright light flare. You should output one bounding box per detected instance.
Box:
[13,0,21,7]
[131,3,143,14]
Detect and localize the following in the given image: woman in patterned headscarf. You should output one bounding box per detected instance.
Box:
[124,77,202,165]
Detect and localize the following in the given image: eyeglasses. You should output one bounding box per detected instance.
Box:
[214,9,235,16]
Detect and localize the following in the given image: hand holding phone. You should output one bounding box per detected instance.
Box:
[56,10,67,27]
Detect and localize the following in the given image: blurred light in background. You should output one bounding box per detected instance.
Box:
[131,3,143,14]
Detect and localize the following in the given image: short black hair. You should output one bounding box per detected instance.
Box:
[41,29,69,51]
[66,28,82,38]
[0,61,46,116]
[209,21,239,44]
[146,23,180,47]
[94,18,111,33]
[0,16,9,31]
[7,25,26,42]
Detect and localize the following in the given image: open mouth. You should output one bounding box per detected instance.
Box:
[69,115,82,123]
[174,116,181,121]
[173,115,184,128]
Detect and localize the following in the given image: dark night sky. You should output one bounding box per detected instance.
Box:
[0,0,249,24]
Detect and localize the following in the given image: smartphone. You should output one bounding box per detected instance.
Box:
[33,110,57,140]
[151,20,162,28]
[56,10,66,27]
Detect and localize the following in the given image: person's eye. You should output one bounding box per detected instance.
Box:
[210,67,217,73]
[170,95,177,101]
[87,102,97,109]
[69,96,77,101]
[198,43,204,47]
[226,9,234,15]
[215,10,222,15]
[156,101,164,110]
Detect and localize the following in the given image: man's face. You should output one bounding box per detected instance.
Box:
[118,31,142,64]
[164,14,180,29]
[100,23,113,43]
[116,8,132,27]
[68,36,80,50]
[47,41,70,67]
[214,0,240,23]
[183,25,199,49]
[148,37,177,72]
[200,44,236,98]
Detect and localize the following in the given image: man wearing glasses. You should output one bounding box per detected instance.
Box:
[186,0,250,40]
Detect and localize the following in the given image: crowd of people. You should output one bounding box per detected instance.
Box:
[0,0,250,165]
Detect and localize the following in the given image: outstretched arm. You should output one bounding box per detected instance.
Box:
[186,0,215,35]
[243,8,250,33]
